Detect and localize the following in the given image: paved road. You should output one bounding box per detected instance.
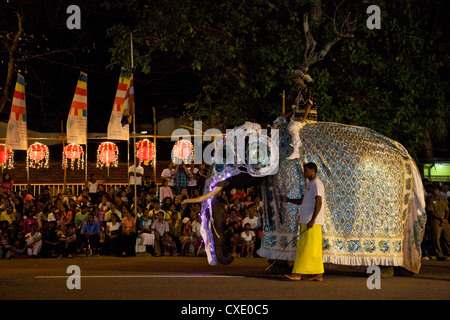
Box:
[0,255,448,301]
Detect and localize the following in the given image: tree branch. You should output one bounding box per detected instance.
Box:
[0,11,23,114]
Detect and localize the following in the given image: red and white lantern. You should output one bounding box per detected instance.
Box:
[97,142,118,176]
[172,139,193,164]
[63,143,84,170]
[0,144,14,172]
[136,139,156,166]
[27,142,49,169]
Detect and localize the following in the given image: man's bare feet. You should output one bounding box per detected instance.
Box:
[306,274,323,281]
[284,273,302,281]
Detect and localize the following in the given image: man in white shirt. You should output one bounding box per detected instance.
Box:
[281,162,325,281]
[129,164,144,195]
[161,162,175,188]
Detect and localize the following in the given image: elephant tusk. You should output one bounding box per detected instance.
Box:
[182,186,223,204]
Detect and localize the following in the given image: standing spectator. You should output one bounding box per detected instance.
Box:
[129,163,144,196]
[196,163,208,194]
[25,223,42,258]
[161,162,176,190]
[86,174,99,204]
[175,164,190,195]
[426,185,450,261]
[2,173,13,196]
[187,163,199,197]
[159,179,174,202]
[120,206,136,257]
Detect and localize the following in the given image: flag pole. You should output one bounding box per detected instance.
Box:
[131,33,137,217]
[85,74,88,182]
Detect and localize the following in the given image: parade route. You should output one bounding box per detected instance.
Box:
[1,255,448,301]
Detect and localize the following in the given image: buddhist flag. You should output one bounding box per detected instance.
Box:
[121,70,134,126]
[107,68,130,141]
[67,71,88,145]
[6,74,28,150]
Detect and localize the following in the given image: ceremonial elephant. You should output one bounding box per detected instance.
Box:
[184,121,427,274]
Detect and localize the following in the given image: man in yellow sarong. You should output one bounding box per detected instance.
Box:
[281,162,325,281]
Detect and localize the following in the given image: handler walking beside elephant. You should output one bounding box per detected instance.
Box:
[281,162,325,281]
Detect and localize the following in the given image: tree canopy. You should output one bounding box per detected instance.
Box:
[1,0,449,164]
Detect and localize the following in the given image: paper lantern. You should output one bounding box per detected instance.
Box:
[97,142,118,177]
[27,142,49,169]
[136,139,156,166]
[172,140,193,164]
[63,143,84,170]
[0,144,14,172]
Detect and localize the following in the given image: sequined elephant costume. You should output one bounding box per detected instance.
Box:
[189,121,427,274]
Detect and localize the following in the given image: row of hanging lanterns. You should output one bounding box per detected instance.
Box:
[1,138,194,173]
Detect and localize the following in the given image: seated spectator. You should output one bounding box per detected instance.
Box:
[25,223,42,258]
[151,210,170,257]
[137,207,155,254]
[11,231,27,259]
[189,213,203,256]
[161,196,173,212]
[98,196,111,216]
[232,188,247,200]
[104,202,122,222]
[105,213,121,257]
[163,233,177,256]
[179,217,193,255]
[80,213,101,255]
[0,228,11,259]
[74,205,89,232]
[168,212,182,252]
[42,220,60,258]
[174,187,189,207]
[240,223,256,258]
[57,224,77,258]
[230,230,244,257]
[120,206,136,257]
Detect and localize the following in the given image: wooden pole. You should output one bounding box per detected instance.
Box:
[61,121,67,192]
[153,106,157,185]
[131,33,138,217]
[282,90,285,114]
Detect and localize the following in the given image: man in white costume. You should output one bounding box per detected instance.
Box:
[284,69,316,160]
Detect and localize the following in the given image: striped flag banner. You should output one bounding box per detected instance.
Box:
[6,74,28,150]
[67,71,88,145]
[121,70,134,127]
[107,68,130,141]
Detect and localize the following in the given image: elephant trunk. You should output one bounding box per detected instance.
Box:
[210,195,234,265]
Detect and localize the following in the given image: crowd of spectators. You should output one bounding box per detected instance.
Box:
[0,163,265,260]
